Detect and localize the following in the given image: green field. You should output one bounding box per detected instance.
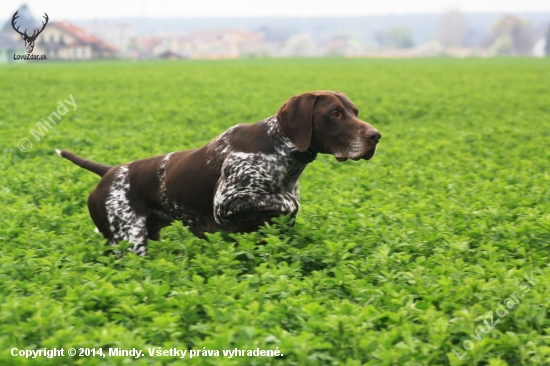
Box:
[1,58,550,365]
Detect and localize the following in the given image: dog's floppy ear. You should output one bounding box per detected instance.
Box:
[276,92,317,152]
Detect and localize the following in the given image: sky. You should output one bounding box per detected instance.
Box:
[4,0,550,19]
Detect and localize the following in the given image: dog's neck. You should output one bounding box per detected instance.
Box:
[289,146,317,164]
[265,116,318,165]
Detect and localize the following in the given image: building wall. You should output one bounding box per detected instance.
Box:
[34,26,96,60]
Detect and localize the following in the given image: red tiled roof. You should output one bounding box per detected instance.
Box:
[51,21,117,52]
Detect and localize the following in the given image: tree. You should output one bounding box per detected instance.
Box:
[437,11,467,48]
[373,29,386,48]
[385,27,415,48]
[280,34,317,57]
[546,24,550,56]
[490,15,533,55]
[490,35,514,56]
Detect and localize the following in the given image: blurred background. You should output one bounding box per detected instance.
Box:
[1,0,549,62]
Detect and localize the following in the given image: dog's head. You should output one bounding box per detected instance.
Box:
[277,91,381,161]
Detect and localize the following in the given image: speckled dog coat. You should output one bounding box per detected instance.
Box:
[58,91,381,256]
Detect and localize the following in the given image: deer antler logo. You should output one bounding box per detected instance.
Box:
[11,10,49,54]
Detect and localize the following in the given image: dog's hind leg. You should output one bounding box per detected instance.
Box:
[105,206,149,256]
[100,165,150,256]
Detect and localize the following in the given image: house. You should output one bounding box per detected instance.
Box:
[133,29,265,59]
[157,50,184,59]
[177,29,265,59]
[33,21,117,60]
[134,36,169,59]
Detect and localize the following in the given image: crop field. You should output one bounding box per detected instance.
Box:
[0,58,550,365]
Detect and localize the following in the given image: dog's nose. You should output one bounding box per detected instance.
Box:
[367,129,381,143]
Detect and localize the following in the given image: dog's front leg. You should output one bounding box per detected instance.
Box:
[214,192,299,226]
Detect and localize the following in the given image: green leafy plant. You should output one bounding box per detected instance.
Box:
[1,58,549,365]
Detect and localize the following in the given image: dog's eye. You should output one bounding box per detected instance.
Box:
[329,111,340,118]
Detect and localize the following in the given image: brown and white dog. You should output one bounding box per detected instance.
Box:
[58,91,381,256]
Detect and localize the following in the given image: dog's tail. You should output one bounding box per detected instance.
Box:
[56,149,112,177]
